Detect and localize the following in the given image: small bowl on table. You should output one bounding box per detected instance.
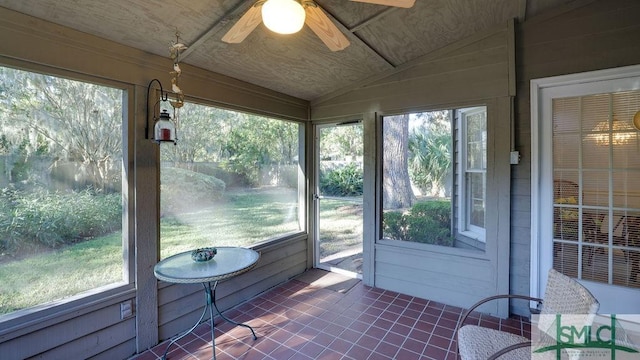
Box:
[191,247,217,262]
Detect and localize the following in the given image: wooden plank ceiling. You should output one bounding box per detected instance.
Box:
[0,0,575,101]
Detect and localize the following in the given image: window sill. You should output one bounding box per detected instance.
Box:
[456,232,486,251]
[459,230,485,242]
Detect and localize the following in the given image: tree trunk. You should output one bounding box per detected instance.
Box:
[383,114,414,209]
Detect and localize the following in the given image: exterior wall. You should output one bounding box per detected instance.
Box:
[511,0,640,316]
[312,24,515,317]
[0,6,310,359]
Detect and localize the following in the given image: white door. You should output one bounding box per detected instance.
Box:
[531,65,640,314]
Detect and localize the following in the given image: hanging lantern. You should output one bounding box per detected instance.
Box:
[145,79,179,145]
[154,109,177,143]
[144,32,187,145]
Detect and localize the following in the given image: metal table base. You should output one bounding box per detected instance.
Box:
[162,281,257,360]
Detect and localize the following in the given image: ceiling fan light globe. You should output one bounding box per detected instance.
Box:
[262,0,306,35]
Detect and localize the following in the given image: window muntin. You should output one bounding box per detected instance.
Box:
[0,66,126,316]
[458,107,487,242]
[159,101,302,258]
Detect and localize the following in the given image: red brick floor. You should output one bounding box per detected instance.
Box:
[131,277,530,360]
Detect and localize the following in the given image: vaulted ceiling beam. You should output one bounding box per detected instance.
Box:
[179,0,257,60]
[181,0,396,69]
[349,7,397,33]
[318,4,396,68]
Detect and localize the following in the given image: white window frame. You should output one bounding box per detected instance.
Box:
[457,107,487,242]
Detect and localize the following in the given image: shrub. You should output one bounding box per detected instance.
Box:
[410,200,451,229]
[382,210,406,240]
[320,163,363,196]
[382,200,453,246]
[0,186,121,254]
[161,167,225,215]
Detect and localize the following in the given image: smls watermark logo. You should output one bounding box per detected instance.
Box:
[532,314,640,359]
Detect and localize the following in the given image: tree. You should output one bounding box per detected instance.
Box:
[383,114,414,209]
[220,113,298,186]
[160,103,233,165]
[320,124,363,160]
[0,67,123,192]
[408,111,452,197]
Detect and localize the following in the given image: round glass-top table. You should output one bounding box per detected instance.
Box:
[154,247,260,360]
[155,246,260,283]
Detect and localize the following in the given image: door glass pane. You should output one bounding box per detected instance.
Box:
[552,90,640,288]
[0,66,125,316]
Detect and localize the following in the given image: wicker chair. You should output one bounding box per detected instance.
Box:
[456,268,599,360]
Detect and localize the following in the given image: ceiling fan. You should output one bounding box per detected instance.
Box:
[221,0,416,52]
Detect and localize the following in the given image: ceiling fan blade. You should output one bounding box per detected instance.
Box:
[349,0,415,8]
[304,5,350,52]
[221,3,263,44]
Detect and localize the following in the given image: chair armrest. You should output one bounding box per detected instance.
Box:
[487,341,532,360]
[455,294,543,341]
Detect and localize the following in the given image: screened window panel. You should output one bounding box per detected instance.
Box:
[381,111,456,248]
[159,101,302,259]
[0,66,126,316]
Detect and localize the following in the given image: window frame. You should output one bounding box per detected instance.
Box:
[0,62,135,331]
[456,107,487,243]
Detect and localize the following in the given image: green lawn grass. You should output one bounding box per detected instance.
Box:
[318,197,363,258]
[0,233,123,314]
[0,188,361,315]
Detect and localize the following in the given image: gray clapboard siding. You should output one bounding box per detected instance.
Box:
[1,298,135,359]
[311,23,512,119]
[510,0,640,316]
[373,243,499,314]
[89,338,137,360]
[28,318,136,360]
